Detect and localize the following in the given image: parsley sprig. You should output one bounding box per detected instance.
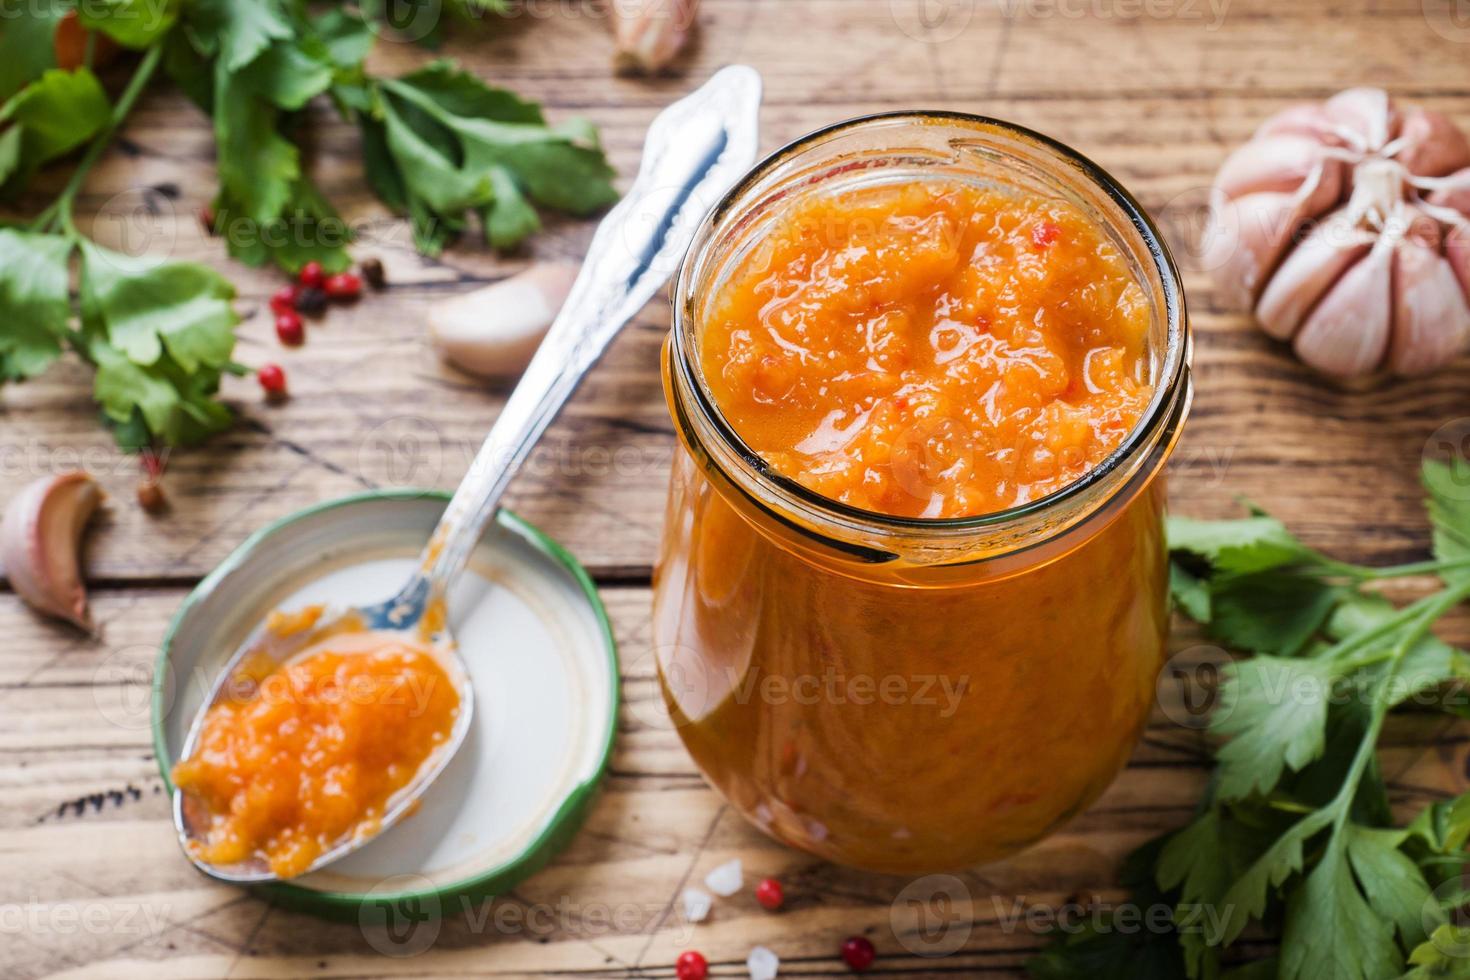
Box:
[1029,457,1470,980]
[1,1,617,450]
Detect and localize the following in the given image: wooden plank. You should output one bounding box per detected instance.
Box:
[1,586,1467,977]
[5,2,1470,976]
[7,89,1470,581]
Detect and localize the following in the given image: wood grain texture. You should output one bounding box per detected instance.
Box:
[5,0,1470,976]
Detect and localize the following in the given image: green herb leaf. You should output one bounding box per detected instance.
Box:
[1216,808,1333,945]
[1211,656,1338,801]
[90,338,233,448]
[187,0,292,72]
[79,241,237,374]
[1345,825,1432,949]
[1423,458,1470,587]
[78,0,179,48]
[360,60,618,252]
[0,0,65,103]
[1402,924,1470,978]
[1279,837,1402,980]
[1207,572,1342,656]
[212,62,298,226]
[1167,514,1313,578]
[0,229,72,380]
[1170,560,1212,622]
[0,67,111,194]
[77,242,239,448]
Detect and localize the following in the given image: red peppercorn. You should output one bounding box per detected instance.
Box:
[275,311,304,346]
[258,363,286,394]
[269,285,298,315]
[298,261,325,289]
[841,935,875,972]
[754,877,783,911]
[323,271,363,301]
[675,950,708,980]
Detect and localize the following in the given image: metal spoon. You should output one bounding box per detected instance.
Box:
[172,65,763,884]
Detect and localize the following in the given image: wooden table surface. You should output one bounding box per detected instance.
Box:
[7,2,1470,977]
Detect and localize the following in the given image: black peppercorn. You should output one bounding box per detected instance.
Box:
[360,257,386,290]
[295,286,328,318]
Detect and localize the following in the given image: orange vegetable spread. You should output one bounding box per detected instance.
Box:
[656,171,1174,874]
[701,180,1153,518]
[172,630,459,879]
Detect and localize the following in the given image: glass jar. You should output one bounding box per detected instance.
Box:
[653,112,1191,874]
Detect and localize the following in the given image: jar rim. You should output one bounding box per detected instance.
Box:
[669,109,1191,547]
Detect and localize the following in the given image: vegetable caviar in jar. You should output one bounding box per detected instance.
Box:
[701,180,1153,518]
[655,113,1190,874]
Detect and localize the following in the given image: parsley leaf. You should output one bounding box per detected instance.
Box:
[0,229,72,380]
[0,0,66,102]
[0,67,111,194]
[1207,572,1342,656]
[1424,458,1470,587]
[1167,514,1313,578]
[1280,836,1402,980]
[1211,656,1337,801]
[186,0,291,72]
[1345,825,1432,950]
[78,241,240,447]
[79,241,237,373]
[78,0,179,49]
[355,60,618,253]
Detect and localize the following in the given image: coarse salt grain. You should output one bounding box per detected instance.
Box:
[704,858,743,897]
[747,945,779,980]
[682,887,712,923]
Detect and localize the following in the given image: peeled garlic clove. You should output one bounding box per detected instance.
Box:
[1,471,104,629]
[1255,208,1370,340]
[1254,103,1338,144]
[427,263,580,379]
[1292,245,1392,378]
[1324,87,1398,152]
[1389,241,1470,375]
[1213,135,1335,200]
[611,0,699,74]
[1394,108,1470,178]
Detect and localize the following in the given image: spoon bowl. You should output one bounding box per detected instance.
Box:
[170,65,762,884]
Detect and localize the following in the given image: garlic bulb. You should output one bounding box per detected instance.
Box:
[1206,88,1470,379]
[1,472,104,629]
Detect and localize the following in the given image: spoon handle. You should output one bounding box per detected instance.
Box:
[418,65,763,591]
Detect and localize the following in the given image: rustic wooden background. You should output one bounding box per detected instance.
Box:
[6,1,1470,977]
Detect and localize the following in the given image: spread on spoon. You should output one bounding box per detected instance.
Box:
[171,620,460,879]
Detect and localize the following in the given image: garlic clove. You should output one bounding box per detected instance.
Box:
[1254,207,1370,340]
[1394,108,1470,178]
[1254,103,1339,144]
[1427,167,1470,214]
[1213,135,1337,200]
[1,471,104,629]
[427,263,580,379]
[1444,223,1470,306]
[1388,241,1470,375]
[1323,87,1399,152]
[1205,161,1342,309]
[611,0,699,74]
[1403,204,1444,251]
[1292,245,1393,378]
